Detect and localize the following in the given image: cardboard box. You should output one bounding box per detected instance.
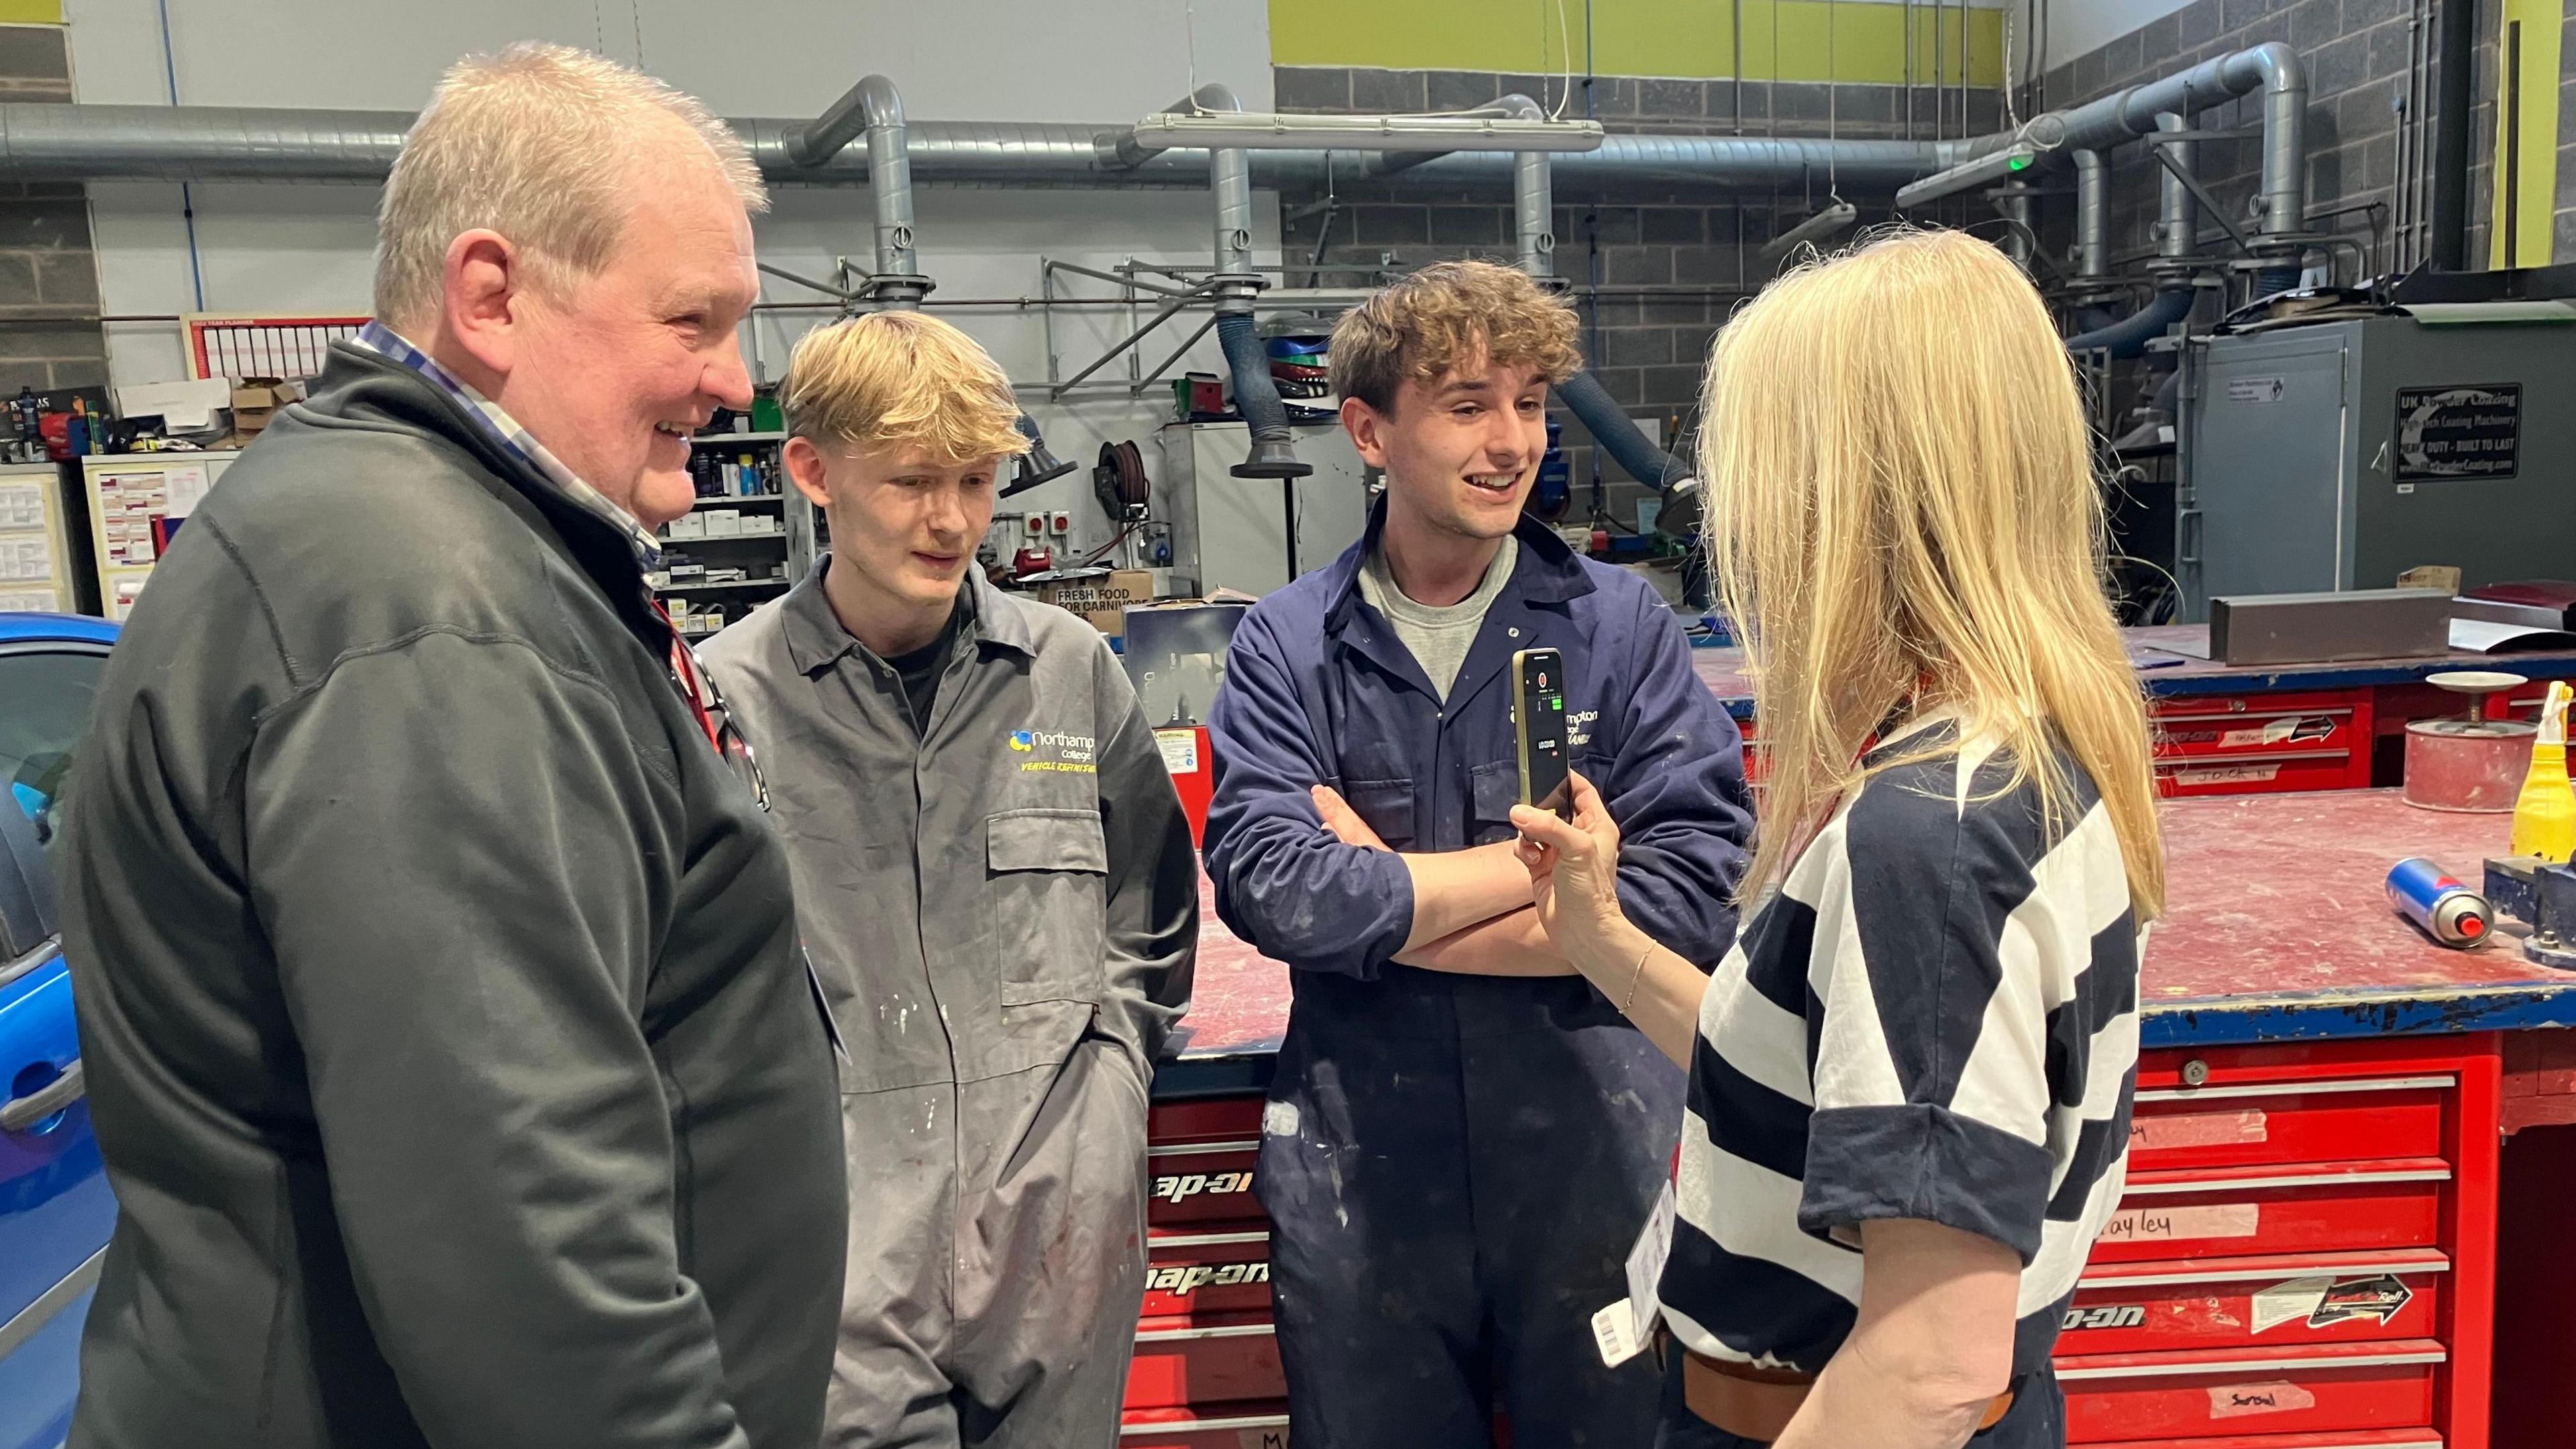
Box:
[702,509,741,537]
[1039,568,1158,636]
[225,378,304,445]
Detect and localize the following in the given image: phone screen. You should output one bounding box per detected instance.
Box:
[1513,648,1572,820]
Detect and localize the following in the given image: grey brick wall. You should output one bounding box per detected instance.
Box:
[1275,64,2004,526]
[0,25,103,392]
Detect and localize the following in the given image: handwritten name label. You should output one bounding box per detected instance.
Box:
[2209,1380,2316,1419]
[2132,1110,2269,1152]
[2097,1203,2260,1244]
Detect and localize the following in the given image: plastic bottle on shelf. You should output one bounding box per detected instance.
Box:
[2510,682,2576,864]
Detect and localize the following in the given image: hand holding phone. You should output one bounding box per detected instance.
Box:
[1511,647,1572,820]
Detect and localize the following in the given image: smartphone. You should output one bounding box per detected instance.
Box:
[1511,647,1572,820]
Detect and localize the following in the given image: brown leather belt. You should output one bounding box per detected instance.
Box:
[1672,1339,2015,1442]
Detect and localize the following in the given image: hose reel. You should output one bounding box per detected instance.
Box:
[1093,439,1150,525]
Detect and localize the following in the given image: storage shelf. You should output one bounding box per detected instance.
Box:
[667,531,788,543]
[691,431,784,445]
[686,493,786,508]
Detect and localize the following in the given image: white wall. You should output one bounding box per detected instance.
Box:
[64,0,1279,540]
[2039,0,2196,70]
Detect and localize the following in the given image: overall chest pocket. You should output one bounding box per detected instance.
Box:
[1468,759,1521,847]
[1340,778,1416,851]
[988,808,1110,1005]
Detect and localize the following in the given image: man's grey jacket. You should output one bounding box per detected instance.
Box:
[54,343,847,1449]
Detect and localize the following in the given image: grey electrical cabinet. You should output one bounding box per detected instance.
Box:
[2177,313,2575,620]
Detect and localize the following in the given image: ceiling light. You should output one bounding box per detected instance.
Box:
[1894,143,2041,210]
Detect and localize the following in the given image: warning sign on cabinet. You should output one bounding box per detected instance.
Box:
[2396,384,2520,480]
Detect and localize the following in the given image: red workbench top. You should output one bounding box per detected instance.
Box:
[1159,789,2576,1095]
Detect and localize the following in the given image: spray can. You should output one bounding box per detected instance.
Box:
[2386,857,2493,948]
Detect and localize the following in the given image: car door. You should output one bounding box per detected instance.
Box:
[0,634,116,1449]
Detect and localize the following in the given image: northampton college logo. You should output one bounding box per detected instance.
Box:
[1010,727,1098,773]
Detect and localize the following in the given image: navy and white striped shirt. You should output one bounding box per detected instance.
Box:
[1659,720,2143,1378]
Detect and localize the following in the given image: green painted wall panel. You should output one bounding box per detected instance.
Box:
[1269,0,2001,85]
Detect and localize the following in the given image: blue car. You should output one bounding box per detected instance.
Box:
[0,612,119,1449]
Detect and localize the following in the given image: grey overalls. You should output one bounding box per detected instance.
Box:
[702,562,1198,1448]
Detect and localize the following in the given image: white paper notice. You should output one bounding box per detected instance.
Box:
[1156,729,1201,774]
[161,464,211,518]
[0,533,50,583]
[2250,1276,2332,1334]
[0,480,42,529]
[2096,1203,2260,1246]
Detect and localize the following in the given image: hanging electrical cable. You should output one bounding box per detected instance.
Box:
[156,0,205,312]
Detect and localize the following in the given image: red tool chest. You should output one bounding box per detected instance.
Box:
[1126,1036,2500,1448]
[2151,689,2376,798]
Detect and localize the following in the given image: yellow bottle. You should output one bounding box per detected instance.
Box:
[2512,682,2576,863]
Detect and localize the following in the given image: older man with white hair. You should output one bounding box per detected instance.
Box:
[54,43,845,1449]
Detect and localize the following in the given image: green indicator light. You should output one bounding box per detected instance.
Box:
[2006,153,2032,172]
[1552,698,1564,710]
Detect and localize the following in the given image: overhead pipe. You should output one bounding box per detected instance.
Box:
[1490,94,1556,280]
[2430,0,2475,270]
[2063,121,2196,364]
[786,74,927,309]
[1479,95,1696,506]
[0,44,2306,218]
[1556,372,1697,502]
[1182,84,1306,482]
[1955,42,2307,264]
[0,101,1947,193]
[2063,287,2194,360]
[2152,113,2199,262]
[785,76,1070,494]
[2072,150,2108,279]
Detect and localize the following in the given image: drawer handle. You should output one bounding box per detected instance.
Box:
[1120,1413,1293,1436]
[1149,1230,1271,1249]
[2135,1074,2455,1104]
[1134,1322,1277,1344]
[2124,1165,2451,1196]
[2082,1254,2449,1290]
[2056,1347,2445,1381]
[0,1059,83,1132]
[1146,1138,1260,1157]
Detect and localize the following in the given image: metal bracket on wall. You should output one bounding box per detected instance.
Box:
[2146,136,2255,253]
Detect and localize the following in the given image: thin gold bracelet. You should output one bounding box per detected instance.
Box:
[1620,941,1653,1014]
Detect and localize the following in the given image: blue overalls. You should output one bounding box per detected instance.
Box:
[1203,504,1755,1448]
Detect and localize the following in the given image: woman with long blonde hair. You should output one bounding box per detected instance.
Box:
[1514,228,2162,1449]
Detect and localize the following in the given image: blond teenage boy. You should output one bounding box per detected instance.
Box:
[701,311,1197,1449]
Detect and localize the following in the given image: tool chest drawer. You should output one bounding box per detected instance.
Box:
[2061,1251,2447,1355]
[1119,1403,1291,1448]
[2128,1077,2449,1172]
[2151,690,2373,796]
[1144,1229,1275,1319]
[1126,1313,1287,1411]
[1146,1098,1263,1226]
[2084,1430,2441,1448]
[2061,1340,2443,1443]
[2089,1161,2449,1263]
